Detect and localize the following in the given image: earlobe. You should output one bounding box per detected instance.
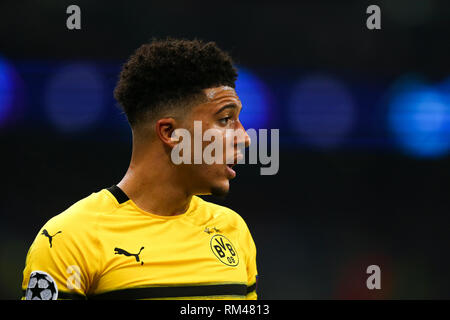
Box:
[170,132,180,142]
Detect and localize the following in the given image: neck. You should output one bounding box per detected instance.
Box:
[117,144,193,216]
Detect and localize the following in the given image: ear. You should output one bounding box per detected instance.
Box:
[155,118,178,148]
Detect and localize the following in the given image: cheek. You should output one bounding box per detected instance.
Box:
[224,130,236,146]
[202,128,229,160]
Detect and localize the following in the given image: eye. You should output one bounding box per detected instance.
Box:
[218,116,232,125]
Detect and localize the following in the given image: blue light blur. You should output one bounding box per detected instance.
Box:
[388,77,450,158]
[0,56,15,127]
[44,63,106,133]
[288,74,356,149]
[439,76,450,107]
[235,66,271,130]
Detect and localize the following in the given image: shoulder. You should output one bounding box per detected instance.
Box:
[42,189,115,231]
[27,189,117,263]
[192,196,250,231]
[23,190,116,296]
[32,189,117,252]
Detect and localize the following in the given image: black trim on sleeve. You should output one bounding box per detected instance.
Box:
[106,185,130,204]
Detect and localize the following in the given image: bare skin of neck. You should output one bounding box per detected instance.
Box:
[117,133,192,217]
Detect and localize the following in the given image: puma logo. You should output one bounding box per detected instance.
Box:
[114,247,144,265]
[41,229,62,248]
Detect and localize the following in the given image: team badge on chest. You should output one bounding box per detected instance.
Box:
[209,234,239,267]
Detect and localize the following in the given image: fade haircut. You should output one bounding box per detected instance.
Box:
[114,38,238,127]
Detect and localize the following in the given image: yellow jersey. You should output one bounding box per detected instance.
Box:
[21,185,258,300]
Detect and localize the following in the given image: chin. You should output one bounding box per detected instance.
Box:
[209,181,230,197]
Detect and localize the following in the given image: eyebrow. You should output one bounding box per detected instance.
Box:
[214,103,239,115]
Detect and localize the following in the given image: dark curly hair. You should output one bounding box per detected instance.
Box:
[114,38,238,127]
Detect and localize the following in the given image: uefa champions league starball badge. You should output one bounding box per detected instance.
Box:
[25,271,58,300]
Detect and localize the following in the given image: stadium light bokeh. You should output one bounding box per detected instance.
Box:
[44,63,106,133]
[0,56,17,127]
[287,73,357,149]
[387,76,450,158]
[235,66,272,130]
[439,76,450,106]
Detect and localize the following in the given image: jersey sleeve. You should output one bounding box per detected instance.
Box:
[21,216,98,300]
[240,220,258,300]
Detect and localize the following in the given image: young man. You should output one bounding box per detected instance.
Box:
[21,39,258,300]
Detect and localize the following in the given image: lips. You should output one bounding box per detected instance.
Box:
[226,164,236,179]
[225,153,242,179]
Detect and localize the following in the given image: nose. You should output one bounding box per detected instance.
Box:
[243,129,251,149]
[237,121,251,149]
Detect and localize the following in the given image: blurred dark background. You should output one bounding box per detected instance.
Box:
[1,0,450,299]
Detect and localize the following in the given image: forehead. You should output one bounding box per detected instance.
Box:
[203,86,241,106]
